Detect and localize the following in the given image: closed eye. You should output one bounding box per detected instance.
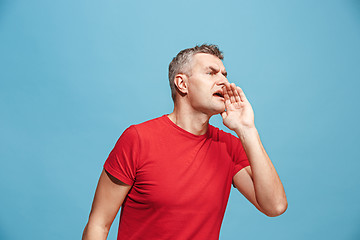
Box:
[207,66,227,77]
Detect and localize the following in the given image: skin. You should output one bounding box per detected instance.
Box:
[82,53,287,239]
[82,170,131,240]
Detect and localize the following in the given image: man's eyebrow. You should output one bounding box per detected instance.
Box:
[208,66,219,72]
[207,66,227,77]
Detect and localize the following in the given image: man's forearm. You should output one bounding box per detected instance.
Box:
[235,127,287,216]
[82,222,109,240]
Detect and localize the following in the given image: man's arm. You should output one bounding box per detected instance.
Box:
[82,170,131,240]
[221,83,287,217]
[232,131,287,217]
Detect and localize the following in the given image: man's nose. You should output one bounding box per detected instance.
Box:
[216,75,229,86]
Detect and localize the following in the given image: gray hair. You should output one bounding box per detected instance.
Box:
[168,44,224,101]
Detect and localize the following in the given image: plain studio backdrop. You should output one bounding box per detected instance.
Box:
[1,0,360,239]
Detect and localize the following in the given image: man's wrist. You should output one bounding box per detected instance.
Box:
[234,125,258,142]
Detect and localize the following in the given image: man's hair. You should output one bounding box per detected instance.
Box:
[168,44,224,101]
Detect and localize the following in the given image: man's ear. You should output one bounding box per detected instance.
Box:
[174,74,188,95]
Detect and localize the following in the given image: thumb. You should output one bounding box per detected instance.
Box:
[220,111,227,119]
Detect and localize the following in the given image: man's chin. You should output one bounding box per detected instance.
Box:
[211,106,226,115]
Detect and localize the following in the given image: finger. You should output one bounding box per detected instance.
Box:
[229,83,236,103]
[222,85,230,103]
[231,84,241,104]
[237,87,248,102]
[223,88,234,111]
[225,96,233,110]
[234,90,242,104]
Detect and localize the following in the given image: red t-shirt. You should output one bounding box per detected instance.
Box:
[104,115,249,240]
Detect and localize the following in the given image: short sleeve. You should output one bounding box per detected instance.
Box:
[232,143,250,177]
[103,126,140,186]
[220,130,250,177]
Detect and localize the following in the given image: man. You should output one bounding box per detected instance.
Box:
[82,44,287,240]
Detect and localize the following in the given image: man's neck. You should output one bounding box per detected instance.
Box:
[168,106,211,136]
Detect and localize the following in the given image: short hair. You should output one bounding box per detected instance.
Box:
[168,44,224,101]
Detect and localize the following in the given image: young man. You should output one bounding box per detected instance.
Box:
[82,44,287,240]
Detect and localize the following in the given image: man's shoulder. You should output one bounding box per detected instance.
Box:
[125,115,167,136]
[132,115,166,128]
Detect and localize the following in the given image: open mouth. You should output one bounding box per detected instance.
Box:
[213,91,224,99]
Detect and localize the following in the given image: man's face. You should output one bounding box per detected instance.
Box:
[185,53,229,115]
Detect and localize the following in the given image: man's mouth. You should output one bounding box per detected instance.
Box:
[213,91,224,99]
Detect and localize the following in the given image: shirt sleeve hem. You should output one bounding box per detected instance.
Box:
[104,163,134,186]
[232,159,250,178]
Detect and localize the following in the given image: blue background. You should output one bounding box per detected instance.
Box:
[1,0,360,239]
